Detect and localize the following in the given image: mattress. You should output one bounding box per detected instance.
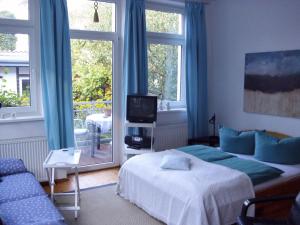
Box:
[229,153,300,192]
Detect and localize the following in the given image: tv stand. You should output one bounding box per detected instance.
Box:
[123,121,156,161]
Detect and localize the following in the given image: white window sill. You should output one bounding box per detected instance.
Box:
[0,109,187,124]
[157,108,187,125]
[158,108,186,114]
[0,116,44,124]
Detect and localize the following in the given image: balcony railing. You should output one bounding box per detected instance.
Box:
[73,100,112,120]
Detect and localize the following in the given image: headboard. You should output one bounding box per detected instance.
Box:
[266,131,290,139]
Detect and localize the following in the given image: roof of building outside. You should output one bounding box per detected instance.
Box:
[0,51,29,67]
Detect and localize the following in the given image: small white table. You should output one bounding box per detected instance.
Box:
[43,149,81,219]
[85,113,112,133]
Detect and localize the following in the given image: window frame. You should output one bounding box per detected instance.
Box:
[146,2,186,109]
[0,0,41,117]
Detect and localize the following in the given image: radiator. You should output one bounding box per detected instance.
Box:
[153,123,188,151]
[0,137,49,181]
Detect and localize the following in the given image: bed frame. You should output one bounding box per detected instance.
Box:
[255,175,300,218]
[254,131,300,218]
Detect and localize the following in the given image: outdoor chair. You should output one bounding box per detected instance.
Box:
[74,119,90,149]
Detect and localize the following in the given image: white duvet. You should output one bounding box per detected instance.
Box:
[117,149,255,225]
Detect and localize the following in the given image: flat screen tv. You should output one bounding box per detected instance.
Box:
[126,95,157,123]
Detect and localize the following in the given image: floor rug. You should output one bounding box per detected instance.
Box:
[60,184,165,225]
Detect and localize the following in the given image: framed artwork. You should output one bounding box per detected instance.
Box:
[244,50,300,118]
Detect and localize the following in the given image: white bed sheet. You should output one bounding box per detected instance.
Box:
[117,149,255,225]
[229,153,300,191]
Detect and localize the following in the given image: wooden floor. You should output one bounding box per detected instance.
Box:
[42,167,120,193]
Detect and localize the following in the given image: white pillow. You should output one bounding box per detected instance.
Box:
[160,155,191,170]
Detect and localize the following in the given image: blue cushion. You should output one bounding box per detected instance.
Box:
[0,173,46,204]
[177,145,236,162]
[255,132,300,165]
[0,195,65,225]
[219,127,256,155]
[160,155,191,170]
[0,158,27,176]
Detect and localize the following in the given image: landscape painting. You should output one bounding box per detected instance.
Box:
[244,50,300,118]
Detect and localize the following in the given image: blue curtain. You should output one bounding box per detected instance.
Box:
[123,0,148,135]
[40,0,75,150]
[185,2,208,139]
[123,0,148,96]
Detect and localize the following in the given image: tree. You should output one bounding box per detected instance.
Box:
[71,40,112,103]
[146,10,179,101]
[0,11,17,51]
[148,44,178,101]
[0,78,29,107]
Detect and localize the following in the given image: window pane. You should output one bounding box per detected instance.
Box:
[148,44,181,101]
[71,39,113,166]
[0,33,30,107]
[68,0,115,32]
[146,10,181,34]
[0,0,28,20]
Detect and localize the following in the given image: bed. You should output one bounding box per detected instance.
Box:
[117,145,300,225]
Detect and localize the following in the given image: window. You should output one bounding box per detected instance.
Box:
[0,0,29,21]
[148,44,181,101]
[146,9,182,34]
[0,0,39,117]
[146,5,185,108]
[68,0,115,32]
[0,34,30,107]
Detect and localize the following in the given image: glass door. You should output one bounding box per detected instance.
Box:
[71,39,113,167]
[68,0,119,171]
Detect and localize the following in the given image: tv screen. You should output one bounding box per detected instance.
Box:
[126,95,157,123]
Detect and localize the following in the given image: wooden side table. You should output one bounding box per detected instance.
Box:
[188,136,220,147]
[43,149,81,219]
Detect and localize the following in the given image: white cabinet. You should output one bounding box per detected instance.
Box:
[123,121,156,159]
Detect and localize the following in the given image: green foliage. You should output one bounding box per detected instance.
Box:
[0,11,17,51]
[71,39,112,103]
[0,79,30,107]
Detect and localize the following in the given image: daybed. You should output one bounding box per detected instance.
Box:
[0,158,66,225]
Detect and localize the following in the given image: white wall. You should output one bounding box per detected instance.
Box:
[206,0,300,136]
[0,120,45,140]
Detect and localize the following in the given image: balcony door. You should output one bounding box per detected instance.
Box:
[68,0,120,171]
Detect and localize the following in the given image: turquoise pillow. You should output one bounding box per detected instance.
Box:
[220,127,255,155]
[255,132,300,165]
